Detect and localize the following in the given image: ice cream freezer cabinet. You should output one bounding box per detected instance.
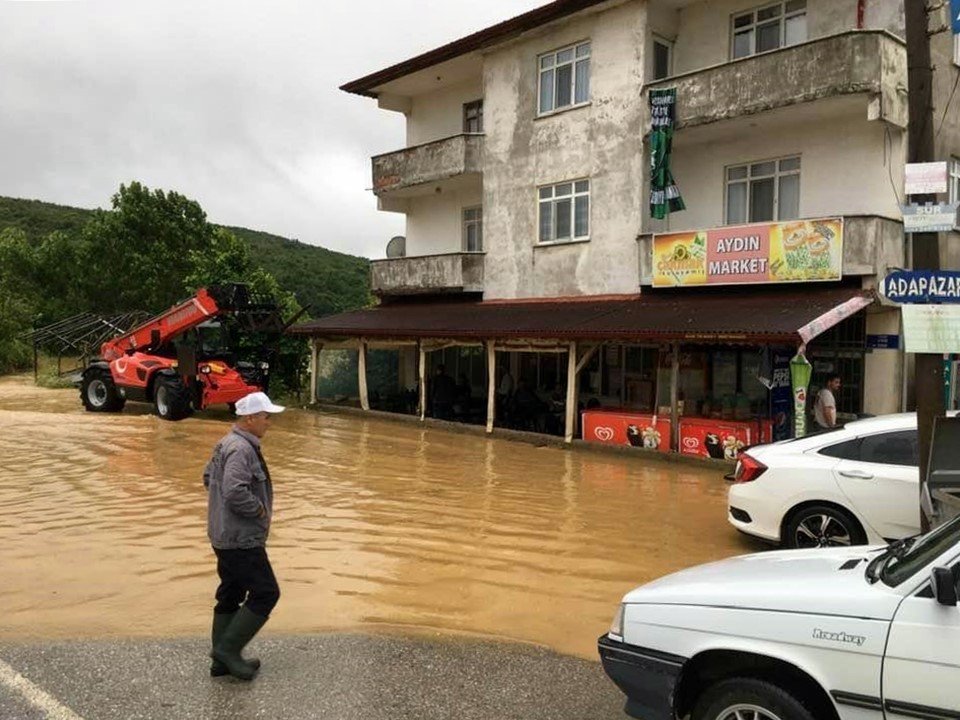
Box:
[581,410,672,453]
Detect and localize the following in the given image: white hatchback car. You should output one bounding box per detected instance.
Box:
[728,414,926,548]
[599,515,960,720]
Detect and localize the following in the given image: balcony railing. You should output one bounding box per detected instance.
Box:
[644,31,906,130]
[372,134,484,197]
[370,252,485,296]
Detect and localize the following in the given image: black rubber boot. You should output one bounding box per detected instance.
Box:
[211,611,260,677]
[210,606,268,681]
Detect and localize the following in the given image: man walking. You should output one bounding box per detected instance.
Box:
[203,391,285,680]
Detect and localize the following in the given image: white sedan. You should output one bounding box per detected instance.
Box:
[728,413,924,548]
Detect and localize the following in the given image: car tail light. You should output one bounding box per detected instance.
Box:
[735,453,767,483]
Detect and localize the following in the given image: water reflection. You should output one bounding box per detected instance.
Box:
[0,375,758,658]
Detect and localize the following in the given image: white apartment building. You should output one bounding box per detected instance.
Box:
[295,0,960,454]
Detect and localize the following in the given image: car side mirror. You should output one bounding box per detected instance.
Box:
[931,567,958,607]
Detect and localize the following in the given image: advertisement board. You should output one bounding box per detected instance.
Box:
[653,218,843,287]
[582,411,671,453]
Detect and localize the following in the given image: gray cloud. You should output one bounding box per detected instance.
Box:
[0,0,544,258]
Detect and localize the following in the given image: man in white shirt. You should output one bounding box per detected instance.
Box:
[814,374,841,429]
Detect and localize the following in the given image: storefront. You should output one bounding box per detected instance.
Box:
[291,282,877,461]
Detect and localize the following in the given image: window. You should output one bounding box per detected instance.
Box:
[819,437,861,461]
[462,207,483,252]
[950,157,960,204]
[725,156,800,224]
[463,100,483,133]
[538,180,590,243]
[538,41,591,115]
[731,1,806,60]
[652,37,673,81]
[860,430,918,467]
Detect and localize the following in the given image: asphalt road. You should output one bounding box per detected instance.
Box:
[0,633,626,720]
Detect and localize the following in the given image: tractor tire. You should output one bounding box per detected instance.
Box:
[80,369,126,413]
[154,375,193,421]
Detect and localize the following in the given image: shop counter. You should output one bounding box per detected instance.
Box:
[678,417,766,461]
[582,409,671,452]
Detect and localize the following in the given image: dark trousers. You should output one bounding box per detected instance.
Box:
[213,546,280,619]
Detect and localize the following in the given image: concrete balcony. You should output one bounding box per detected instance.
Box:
[372,134,484,198]
[645,31,906,130]
[370,252,485,297]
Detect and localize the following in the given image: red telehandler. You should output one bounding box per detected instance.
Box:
[80,284,289,421]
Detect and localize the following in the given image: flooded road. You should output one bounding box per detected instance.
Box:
[0,374,759,660]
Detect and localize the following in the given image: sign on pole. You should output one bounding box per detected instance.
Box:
[905,162,949,195]
[901,203,960,233]
[881,269,960,304]
[902,305,960,353]
[952,0,960,34]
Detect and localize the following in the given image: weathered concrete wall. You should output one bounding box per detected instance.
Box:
[370,253,485,295]
[373,134,483,196]
[482,1,646,299]
[647,32,907,131]
[668,0,905,75]
[863,307,903,415]
[406,184,482,256]
[656,109,904,232]
[407,78,484,147]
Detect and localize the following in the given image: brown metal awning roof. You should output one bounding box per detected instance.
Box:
[340,0,610,97]
[290,287,875,345]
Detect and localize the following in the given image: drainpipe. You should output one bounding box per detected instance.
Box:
[857,0,865,29]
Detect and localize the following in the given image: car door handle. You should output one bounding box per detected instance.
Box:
[839,470,874,480]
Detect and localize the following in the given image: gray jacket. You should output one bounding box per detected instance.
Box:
[204,427,273,550]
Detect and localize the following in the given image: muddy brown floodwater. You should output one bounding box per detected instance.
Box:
[0,374,760,659]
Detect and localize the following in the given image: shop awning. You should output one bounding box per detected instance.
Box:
[290,287,875,345]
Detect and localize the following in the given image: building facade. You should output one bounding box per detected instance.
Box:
[295,0,960,456]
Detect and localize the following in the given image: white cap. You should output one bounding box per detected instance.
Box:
[235,391,285,416]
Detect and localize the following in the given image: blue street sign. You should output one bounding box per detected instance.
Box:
[866,334,900,350]
[882,269,960,304]
[953,0,960,34]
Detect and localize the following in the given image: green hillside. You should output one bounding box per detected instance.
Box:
[0,195,370,319]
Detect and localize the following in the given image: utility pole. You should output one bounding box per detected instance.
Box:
[904,0,945,532]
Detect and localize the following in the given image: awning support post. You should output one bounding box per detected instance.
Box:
[418,343,427,422]
[670,343,680,451]
[358,340,369,411]
[486,340,496,433]
[565,342,578,444]
[309,339,320,405]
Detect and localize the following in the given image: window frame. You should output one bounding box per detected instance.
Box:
[462,206,483,253]
[724,155,801,225]
[652,35,674,81]
[463,99,484,134]
[730,0,807,60]
[537,40,592,117]
[537,179,591,245]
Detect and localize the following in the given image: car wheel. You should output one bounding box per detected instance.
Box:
[692,677,817,720]
[784,504,866,549]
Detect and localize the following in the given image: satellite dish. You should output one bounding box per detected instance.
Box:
[386,236,406,258]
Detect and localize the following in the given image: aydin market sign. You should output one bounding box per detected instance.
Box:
[653,218,844,287]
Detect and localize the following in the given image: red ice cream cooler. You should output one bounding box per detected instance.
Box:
[679,418,757,461]
[582,410,671,453]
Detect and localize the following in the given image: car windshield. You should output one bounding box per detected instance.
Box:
[877,514,960,587]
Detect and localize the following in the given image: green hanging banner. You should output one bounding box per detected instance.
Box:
[649,88,685,220]
[790,352,812,438]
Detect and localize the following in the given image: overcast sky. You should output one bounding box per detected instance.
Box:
[0,1,545,259]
